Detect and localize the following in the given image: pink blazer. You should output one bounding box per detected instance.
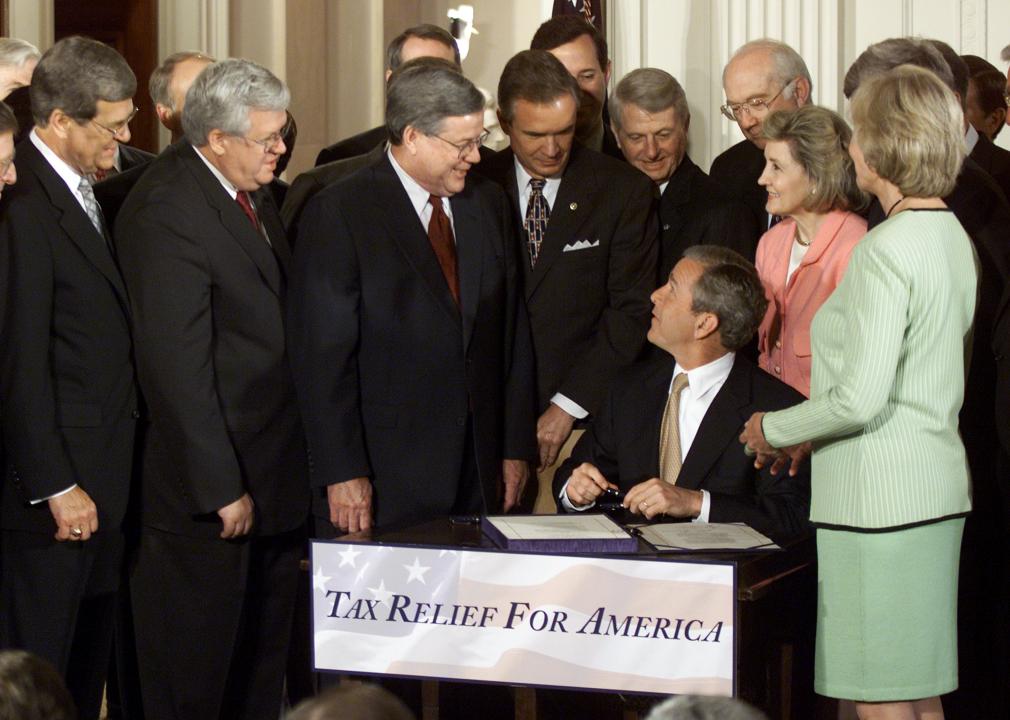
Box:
[756,210,867,397]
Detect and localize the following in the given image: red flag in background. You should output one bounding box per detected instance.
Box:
[551,0,606,34]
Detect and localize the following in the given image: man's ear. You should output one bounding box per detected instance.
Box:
[497,109,511,136]
[695,311,719,341]
[206,128,228,156]
[793,76,811,107]
[401,124,422,156]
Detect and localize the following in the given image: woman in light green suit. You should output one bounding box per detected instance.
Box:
[740,65,975,720]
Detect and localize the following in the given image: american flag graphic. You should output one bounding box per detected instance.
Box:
[311,541,735,695]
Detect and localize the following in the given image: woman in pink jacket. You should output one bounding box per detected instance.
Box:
[755,105,868,396]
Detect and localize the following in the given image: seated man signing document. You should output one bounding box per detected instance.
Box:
[553,245,810,542]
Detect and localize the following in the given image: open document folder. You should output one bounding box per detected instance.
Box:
[481,514,638,553]
[635,522,779,552]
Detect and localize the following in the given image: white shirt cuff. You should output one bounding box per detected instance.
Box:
[690,489,711,523]
[558,478,595,511]
[550,394,588,420]
[30,484,77,505]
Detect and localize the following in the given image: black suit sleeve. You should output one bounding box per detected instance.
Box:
[287,194,373,488]
[707,460,810,542]
[0,207,77,500]
[117,201,245,513]
[708,198,761,262]
[498,192,538,462]
[552,388,622,510]
[280,172,326,238]
[558,176,658,413]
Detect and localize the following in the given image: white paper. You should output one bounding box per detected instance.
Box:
[484,514,632,541]
[637,522,778,551]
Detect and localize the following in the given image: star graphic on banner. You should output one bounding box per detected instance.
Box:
[312,566,332,593]
[403,557,431,584]
[355,562,370,583]
[338,546,362,567]
[368,579,394,605]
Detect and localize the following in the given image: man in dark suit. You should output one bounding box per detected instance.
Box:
[314,24,459,167]
[95,51,214,229]
[609,67,758,276]
[289,58,536,535]
[710,39,812,235]
[477,50,657,511]
[554,245,809,542]
[530,15,622,160]
[959,56,1010,201]
[846,36,1010,720]
[115,59,309,720]
[0,37,139,720]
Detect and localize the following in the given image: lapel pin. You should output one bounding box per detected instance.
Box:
[569,202,578,211]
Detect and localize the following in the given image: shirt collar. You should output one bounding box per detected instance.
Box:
[30,128,85,196]
[673,351,735,397]
[192,144,239,200]
[965,124,979,154]
[388,146,440,218]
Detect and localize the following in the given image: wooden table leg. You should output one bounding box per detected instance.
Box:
[514,686,537,720]
[422,680,440,720]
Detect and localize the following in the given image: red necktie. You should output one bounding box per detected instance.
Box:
[428,195,459,305]
[236,191,260,231]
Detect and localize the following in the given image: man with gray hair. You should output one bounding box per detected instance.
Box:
[147,50,214,143]
[553,245,810,543]
[0,37,38,99]
[0,36,139,720]
[288,59,536,535]
[115,58,309,720]
[710,39,812,234]
[610,67,757,276]
[0,38,39,139]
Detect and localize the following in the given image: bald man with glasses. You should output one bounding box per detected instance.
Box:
[710,39,812,235]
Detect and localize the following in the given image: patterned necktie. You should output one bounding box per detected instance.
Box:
[427,194,459,305]
[77,177,105,237]
[524,179,550,268]
[236,191,260,231]
[659,373,690,484]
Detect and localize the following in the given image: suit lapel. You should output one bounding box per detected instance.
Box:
[180,144,282,297]
[450,189,483,350]
[526,145,597,298]
[676,355,751,490]
[255,186,291,277]
[371,157,461,325]
[23,141,131,310]
[658,157,700,258]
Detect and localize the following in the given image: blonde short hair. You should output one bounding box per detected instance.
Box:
[849,64,963,198]
[763,105,867,213]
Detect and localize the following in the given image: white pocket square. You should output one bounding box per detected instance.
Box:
[562,239,600,252]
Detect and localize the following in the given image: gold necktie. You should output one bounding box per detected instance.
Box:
[659,373,690,484]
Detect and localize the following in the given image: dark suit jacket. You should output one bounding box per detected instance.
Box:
[114,141,309,539]
[0,138,138,533]
[281,143,385,238]
[708,139,768,238]
[117,144,155,172]
[970,134,1010,204]
[94,163,148,230]
[659,155,761,277]
[288,155,537,529]
[314,125,387,167]
[553,353,810,542]
[476,144,658,416]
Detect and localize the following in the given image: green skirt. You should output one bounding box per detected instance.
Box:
[815,518,964,701]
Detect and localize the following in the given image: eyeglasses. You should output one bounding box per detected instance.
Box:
[429,130,489,159]
[720,79,797,121]
[91,107,139,139]
[237,120,292,155]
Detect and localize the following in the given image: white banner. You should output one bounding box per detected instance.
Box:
[311,541,736,696]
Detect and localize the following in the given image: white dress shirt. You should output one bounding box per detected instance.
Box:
[389,148,455,236]
[193,145,274,246]
[560,351,737,522]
